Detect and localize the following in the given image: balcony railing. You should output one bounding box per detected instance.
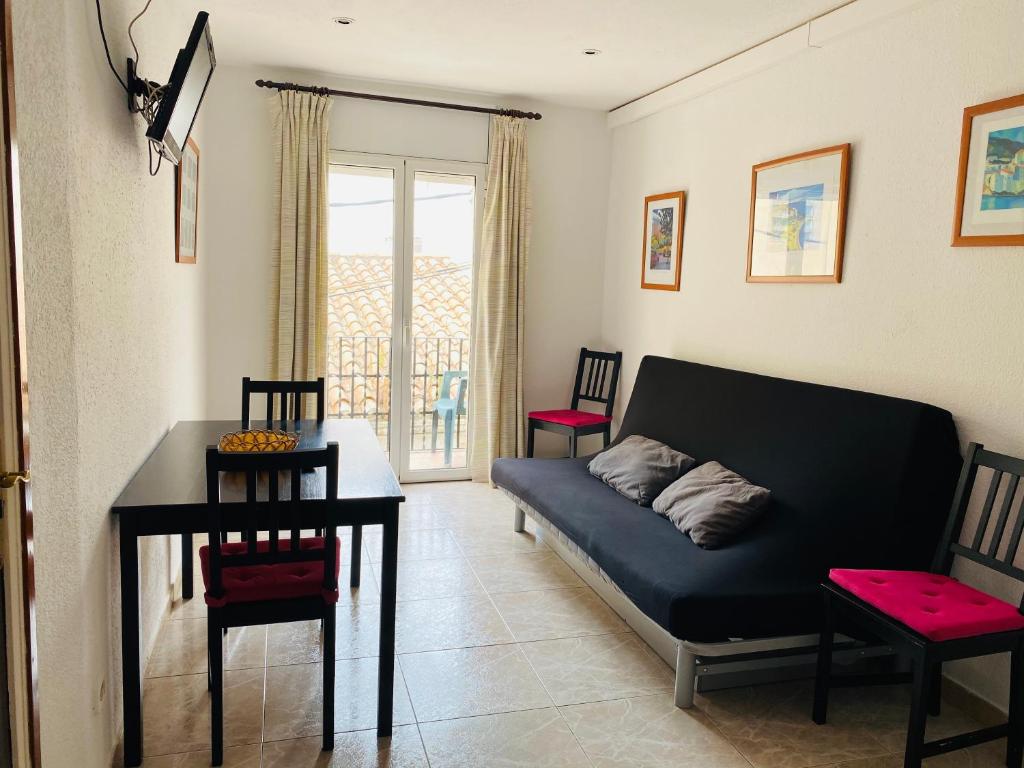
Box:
[330,335,469,452]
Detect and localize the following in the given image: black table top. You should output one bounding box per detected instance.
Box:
[112,419,404,514]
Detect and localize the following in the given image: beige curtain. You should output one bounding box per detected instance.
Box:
[470,115,531,482]
[269,90,332,406]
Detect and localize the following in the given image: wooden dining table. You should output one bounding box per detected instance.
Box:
[111,419,403,767]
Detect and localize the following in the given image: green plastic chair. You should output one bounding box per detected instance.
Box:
[431,371,468,466]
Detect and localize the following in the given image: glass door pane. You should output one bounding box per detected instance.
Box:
[404,170,477,475]
[326,163,398,456]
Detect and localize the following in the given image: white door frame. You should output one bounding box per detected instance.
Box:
[328,151,407,470]
[328,151,484,483]
[397,157,485,484]
[0,2,39,762]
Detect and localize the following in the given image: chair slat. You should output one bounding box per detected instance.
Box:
[268,471,280,555]
[241,377,252,425]
[246,470,258,555]
[1004,496,1024,567]
[595,359,607,399]
[971,470,1003,552]
[585,357,596,397]
[987,474,1020,558]
[291,468,301,551]
[265,393,273,423]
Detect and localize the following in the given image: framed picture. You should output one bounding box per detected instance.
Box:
[175,136,200,264]
[641,191,685,291]
[746,143,850,283]
[952,93,1024,247]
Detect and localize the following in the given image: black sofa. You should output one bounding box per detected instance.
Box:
[492,356,962,704]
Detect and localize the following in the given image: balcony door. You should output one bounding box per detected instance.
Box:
[327,152,483,482]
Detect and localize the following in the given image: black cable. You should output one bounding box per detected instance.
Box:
[148,141,163,176]
[95,0,129,93]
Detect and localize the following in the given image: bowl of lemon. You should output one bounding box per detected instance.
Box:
[218,428,299,453]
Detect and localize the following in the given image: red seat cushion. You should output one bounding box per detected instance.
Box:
[829,568,1024,642]
[529,409,612,428]
[200,537,341,608]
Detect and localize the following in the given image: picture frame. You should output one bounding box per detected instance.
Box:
[175,136,200,264]
[746,143,850,283]
[952,93,1024,247]
[641,191,685,291]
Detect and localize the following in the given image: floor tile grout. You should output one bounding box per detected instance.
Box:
[137,481,1008,768]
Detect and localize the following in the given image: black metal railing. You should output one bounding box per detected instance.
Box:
[330,335,469,452]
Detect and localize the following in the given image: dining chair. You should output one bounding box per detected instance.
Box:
[207,376,336,549]
[241,376,325,425]
[203,443,340,766]
[812,442,1024,768]
[527,348,622,458]
[430,370,468,467]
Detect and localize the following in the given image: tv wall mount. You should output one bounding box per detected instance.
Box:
[125,57,165,126]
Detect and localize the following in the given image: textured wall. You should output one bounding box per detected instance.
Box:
[12,0,206,764]
[601,0,1023,708]
[199,65,610,460]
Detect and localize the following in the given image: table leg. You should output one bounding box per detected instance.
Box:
[350,524,362,588]
[181,533,193,600]
[377,508,398,738]
[120,516,143,766]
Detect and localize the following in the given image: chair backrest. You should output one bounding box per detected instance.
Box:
[570,348,623,418]
[204,443,339,603]
[439,370,469,413]
[933,442,1024,610]
[454,375,469,415]
[242,377,325,424]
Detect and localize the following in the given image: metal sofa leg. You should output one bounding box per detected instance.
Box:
[674,644,697,708]
[513,506,526,533]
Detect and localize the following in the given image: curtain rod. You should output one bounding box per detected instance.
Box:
[254,79,542,120]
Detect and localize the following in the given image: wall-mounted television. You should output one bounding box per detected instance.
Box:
[145,11,215,165]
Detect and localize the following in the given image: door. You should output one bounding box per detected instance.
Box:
[326,152,484,483]
[0,2,38,764]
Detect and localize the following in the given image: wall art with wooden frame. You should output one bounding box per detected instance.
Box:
[175,136,200,264]
[641,190,685,291]
[746,143,850,283]
[952,92,1024,247]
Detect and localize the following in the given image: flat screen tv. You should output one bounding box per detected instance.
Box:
[146,11,215,164]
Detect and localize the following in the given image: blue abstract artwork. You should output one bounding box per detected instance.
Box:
[768,183,824,251]
[982,125,1024,211]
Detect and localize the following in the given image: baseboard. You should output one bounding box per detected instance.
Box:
[942,676,1008,726]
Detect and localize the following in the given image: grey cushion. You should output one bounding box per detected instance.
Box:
[653,461,771,548]
[588,435,695,506]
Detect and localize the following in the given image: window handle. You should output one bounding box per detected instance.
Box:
[0,470,29,489]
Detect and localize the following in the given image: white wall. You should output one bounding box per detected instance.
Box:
[12,0,206,764]
[199,65,610,457]
[601,0,1023,709]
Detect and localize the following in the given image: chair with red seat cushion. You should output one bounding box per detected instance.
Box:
[527,348,622,458]
[204,442,340,766]
[199,537,342,607]
[813,442,1024,768]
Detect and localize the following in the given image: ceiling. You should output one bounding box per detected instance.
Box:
[204,0,850,110]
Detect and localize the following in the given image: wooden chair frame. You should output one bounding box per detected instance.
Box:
[527,348,622,458]
[242,376,325,425]
[205,443,340,765]
[813,443,1024,768]
[193,376,335,555]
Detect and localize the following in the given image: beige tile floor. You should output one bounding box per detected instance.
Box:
[136,481,1009,767]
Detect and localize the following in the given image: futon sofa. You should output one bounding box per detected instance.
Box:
[492,355,962,705]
